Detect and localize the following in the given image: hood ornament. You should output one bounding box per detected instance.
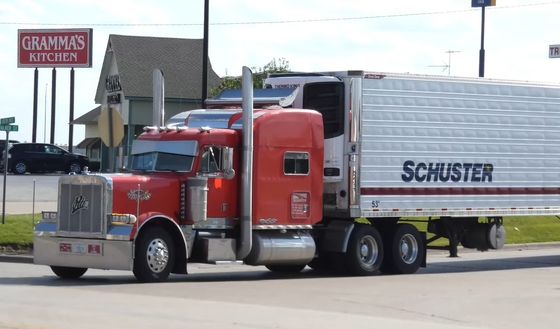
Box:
[128,188,151,201]
[71,195,89,214]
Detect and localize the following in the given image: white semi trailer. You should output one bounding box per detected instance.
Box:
[265,71,560,260]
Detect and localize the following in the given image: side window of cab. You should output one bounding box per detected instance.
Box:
[200,146,223,174]
[199,145,235,179]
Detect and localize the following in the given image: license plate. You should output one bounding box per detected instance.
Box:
[59,242,102,256]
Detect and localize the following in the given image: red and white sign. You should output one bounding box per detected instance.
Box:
[17,28,93,68]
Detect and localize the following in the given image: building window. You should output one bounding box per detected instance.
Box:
[284,152,309,175]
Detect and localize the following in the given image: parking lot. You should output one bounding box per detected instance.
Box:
[0,173,59,214]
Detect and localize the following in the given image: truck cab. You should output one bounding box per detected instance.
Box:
[34,104,325,282]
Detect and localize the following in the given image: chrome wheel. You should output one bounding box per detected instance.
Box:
[133,226,175,282]
[146,238,169,273]
[14,162,26,174]
[359,235,379,267]
[399,233,419,265]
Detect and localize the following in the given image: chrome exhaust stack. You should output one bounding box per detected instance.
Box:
[237,66,253,260]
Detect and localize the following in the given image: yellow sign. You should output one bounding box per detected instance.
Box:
[98,106,124,147]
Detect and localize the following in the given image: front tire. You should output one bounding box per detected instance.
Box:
[133,226,175,283]
[344,225,383,275]
[51,266,87,279]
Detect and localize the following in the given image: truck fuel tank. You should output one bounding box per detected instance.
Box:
[244,231,315,266]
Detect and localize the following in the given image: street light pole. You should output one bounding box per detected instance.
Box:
[479,5,486,77]
[471,0,496,78]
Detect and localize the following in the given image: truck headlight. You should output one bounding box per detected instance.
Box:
[41,211,58,223]
[109,213,137,225]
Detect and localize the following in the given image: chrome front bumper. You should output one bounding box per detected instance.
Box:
[34,235,133,271]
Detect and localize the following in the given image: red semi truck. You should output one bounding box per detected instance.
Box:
[34,68,560,282]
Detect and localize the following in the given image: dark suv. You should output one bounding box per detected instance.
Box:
[7,143,89,174]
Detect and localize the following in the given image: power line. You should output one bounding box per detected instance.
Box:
[1,1,559,27]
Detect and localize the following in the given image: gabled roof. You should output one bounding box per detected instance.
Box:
[73,105,101,124]
[95,35,221,104]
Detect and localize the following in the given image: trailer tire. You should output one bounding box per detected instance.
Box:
[344,225,383,275]
[381,224,424,275]
[51,266,88,279]
[133,226,175,283]
[266,264,306,273]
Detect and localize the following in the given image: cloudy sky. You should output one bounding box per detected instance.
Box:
[1,0,560,145]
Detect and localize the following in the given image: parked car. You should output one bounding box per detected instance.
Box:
[7,143,89,174]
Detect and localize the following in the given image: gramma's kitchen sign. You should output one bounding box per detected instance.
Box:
[18,29,92,68]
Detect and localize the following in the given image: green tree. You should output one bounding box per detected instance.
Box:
[210,58,290,97]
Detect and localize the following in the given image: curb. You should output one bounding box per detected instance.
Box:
[0,254,33,264]
[1,243,560,265]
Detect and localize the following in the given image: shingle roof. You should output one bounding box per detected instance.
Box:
[95,35,221,103]
[72,105,101,124]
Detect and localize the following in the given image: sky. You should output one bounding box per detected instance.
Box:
[1,0,560,145]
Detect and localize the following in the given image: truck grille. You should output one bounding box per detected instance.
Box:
[57,175,111,237]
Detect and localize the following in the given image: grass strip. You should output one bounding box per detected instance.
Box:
[1,215,560,250]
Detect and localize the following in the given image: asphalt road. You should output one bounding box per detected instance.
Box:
[1,247,560,329]
[0,173,59,214]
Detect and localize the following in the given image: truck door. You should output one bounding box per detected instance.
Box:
[199,145,237,220]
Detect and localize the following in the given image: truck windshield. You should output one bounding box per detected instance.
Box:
[131,152,194,172]
[130,140,198,172]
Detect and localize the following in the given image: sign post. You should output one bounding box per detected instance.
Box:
[471,0,497,77]
[1,117,18,224]
[98,107,124,172]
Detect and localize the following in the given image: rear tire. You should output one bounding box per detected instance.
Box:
[381,224,424,275]
[265,264,306,273]
[51,266,87,279]
[344,225,383,275]
[133,226,175,283]
[68,162,82,174]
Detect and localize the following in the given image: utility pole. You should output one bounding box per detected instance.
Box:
[201,0,209,108]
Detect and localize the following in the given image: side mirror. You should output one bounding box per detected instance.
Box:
[221,147,235,179]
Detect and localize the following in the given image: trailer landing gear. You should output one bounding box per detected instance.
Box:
[427,217,506,257]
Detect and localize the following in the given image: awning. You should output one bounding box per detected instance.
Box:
[76,137,101,149]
